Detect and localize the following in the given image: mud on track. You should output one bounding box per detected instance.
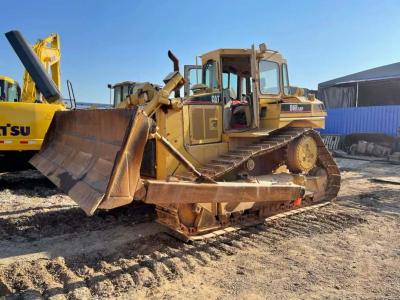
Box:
[0,159,400,299]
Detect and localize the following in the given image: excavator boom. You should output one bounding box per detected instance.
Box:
[21,33,61,102]
[5,31,62,102]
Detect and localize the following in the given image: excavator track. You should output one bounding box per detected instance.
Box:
[156,127,341,240]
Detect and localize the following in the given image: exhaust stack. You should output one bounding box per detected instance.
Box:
[167,50,180,98]
[5,30,62,102]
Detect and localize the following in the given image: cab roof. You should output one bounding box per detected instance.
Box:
[0,75,18,84]
[201,47,286,64]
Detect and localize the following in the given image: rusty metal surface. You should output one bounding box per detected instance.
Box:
[145,180,304,204]
[30,108,150,215]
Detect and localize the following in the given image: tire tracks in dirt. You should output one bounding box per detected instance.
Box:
[0,204,367,299]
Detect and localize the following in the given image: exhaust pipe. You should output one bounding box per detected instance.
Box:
[167,50,180,98]
[5,30,62,102]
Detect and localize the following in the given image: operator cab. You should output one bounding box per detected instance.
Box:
[0,76,21,102]
[109,81,136,107]
[184,45,294,133]
[109,81,161,108]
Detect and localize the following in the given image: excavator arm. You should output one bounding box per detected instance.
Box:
[21,34,61,102]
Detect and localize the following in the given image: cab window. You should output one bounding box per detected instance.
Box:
[188,68,202,95]
[282,63,290,95]
[0,80,5,100]
[229,73,237,93]
[222,72,228,89]
[113,86,122,106]
[222,72,238,90]
[259,60,280,95]
[0,81,20,102]
[122,85,129,100]
[222,71,239,104]
[241,77,252,94]
[8,84,19,102]
[203,60,217,89]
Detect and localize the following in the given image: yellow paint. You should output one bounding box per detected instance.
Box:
[0,33,63,152]
[0,102,64,151]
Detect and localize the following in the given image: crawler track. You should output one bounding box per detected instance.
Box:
[157,127,341,237]
[199,127,340,201]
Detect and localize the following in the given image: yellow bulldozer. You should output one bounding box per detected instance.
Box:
[31,44,340,240]
[0,31,65,153]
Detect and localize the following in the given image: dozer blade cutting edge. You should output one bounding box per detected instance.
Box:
[30,108,150,215]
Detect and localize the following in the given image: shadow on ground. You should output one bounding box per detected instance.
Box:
[0,152,35,173]
[0,202,156,244]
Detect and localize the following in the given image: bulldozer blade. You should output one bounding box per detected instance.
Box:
[30,108,150,215]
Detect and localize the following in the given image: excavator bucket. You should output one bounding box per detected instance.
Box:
[30,108,150,215]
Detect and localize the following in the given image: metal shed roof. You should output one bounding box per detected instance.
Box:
[318,62,400,89]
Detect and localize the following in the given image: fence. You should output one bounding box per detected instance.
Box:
[320,105,400,136]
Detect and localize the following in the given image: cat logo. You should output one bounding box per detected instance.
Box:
[211,94,220,103]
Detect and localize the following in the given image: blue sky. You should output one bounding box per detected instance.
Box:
[1,0,399,103]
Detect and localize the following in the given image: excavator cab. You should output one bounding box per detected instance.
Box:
[0,76,21,102]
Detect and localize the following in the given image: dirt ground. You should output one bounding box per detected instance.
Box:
[0,157,399,299]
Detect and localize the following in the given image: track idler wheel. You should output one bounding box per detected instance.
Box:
[287,135,318,173]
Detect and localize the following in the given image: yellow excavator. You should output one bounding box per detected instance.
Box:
[0,31,65,153]
[31,44,340,240]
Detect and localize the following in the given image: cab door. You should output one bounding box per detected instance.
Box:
[183,63,223,145]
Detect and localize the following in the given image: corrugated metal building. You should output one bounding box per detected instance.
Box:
[317,62,400,108]
[317,62,400,138]
[320,105,400,136]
